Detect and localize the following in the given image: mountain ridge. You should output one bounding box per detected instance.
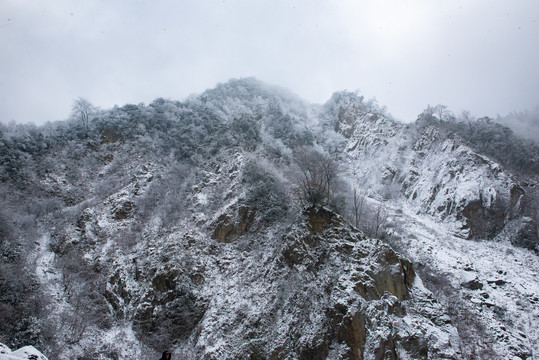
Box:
[0,78,537,359]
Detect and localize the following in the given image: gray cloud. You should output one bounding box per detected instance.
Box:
[1,0,538,124]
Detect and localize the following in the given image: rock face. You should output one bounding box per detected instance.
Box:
[186,207,458,359]
[324,92,531,241]
[96,203,459,359]
[212,206,256,242]
[510,216,539,251]
[403,135,515,239]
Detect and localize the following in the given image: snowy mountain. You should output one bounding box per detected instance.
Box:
[0,78,537,359]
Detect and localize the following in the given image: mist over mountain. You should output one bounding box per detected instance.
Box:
[496,107,539,144]
[1,78,538,359]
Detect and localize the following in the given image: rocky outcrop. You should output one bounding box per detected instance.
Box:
[132,277,205,347]
[211,205,256,242]
[111,200,135,220]
[325,92,531,242]
[402,135,516,238]
[510,216,539,251]
[191,207,458,359]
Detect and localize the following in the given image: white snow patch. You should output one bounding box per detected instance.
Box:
[0,345,48,360]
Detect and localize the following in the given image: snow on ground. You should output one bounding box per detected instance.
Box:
[0,345,48,360]
[0,344,10,355]
[34,234,59,289]
[385,201,539,358]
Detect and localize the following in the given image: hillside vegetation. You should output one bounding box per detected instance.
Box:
[1,78,537,359]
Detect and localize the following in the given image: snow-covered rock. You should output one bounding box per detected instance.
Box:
[325,91,529,241]
[0,344,10,355]
[0,345,48,360]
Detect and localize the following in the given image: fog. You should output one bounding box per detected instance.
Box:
[1,0,538,124]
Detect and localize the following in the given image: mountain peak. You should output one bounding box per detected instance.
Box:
[0,80,537,359]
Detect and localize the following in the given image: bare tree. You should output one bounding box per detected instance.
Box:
[352,187,365,228]
[460,110,476,135]
[71,97,95,130]
[362,203,386,238]
[295,150,340,208]
[296,150,325,206]
[423,105,436,118]
[434,104,448,121]
[320,154,341,206]
[373,204,386,238]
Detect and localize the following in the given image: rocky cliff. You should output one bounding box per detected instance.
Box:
[323,91,537,245]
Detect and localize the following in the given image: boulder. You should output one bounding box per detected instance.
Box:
[462,278,484,290]
[510,217,538,251]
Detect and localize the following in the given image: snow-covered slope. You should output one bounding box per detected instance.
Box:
[324,91,535,244]
[0,78,537,359]
[385,203,539,359]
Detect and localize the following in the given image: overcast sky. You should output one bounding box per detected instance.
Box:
[1,0,538,124]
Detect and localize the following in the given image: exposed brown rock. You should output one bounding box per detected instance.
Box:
[212,205,255,242]
[100,127,122,144]
[305,206,343,234]
[338,311,366,360]
[112,201,134,220]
